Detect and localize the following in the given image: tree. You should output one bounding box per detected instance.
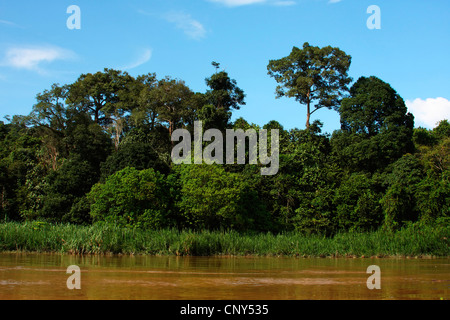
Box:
[333,173,383,232]
[0,121,43,221]
[332,76,415,172]
[150,77,195,139]
[433,119,450,141]
[88,167,176,229]
[37,154,98,224]
[67,68,136,149]
[28,83,71,170]
[204,61,245,112]
[175,164,270,231]
[198,62,246,131]
[30,83,70,134]
[380,154,424,230]
[413,121,449,222]
[259,121,336,234]
[339,76,414,137]
[267,42,352,129]
[100,131,170,181]
[132,73,159,131]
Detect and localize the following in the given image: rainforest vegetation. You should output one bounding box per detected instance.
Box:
[0,43,448,255]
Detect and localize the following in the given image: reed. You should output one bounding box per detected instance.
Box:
[0,221,448,257]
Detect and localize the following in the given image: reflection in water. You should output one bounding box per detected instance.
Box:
[0,253,448,300]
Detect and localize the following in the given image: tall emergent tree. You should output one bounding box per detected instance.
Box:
[332,76,415,172]
[199,62,246,131]
[267,42,352,129]
[150,76,195,139]
[67,68,136,149]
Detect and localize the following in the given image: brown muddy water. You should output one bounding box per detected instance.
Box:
[0,253,448,300]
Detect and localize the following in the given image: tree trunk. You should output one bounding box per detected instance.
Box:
[1,186,5,212]
[113,117,123,151]
[169,120,174,148]
[94,109,99,124]
[306,94,311,130]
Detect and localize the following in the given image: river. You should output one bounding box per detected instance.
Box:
[0,253,448,300]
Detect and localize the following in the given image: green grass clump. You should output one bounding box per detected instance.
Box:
[0,221,448,257]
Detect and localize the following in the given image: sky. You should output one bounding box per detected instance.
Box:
[0,0,449,134]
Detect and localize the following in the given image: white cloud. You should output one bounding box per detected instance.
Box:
[164,12,206,40]
[406,97,450,129]
[328,0,342,3]
[122,48,152,70]
[1,45,75,73]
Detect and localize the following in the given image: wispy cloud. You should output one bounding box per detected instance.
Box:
[122,48,153,70]
[328,0,342,3]
[138,9,206,40]
[0,19,24,29]
[206,0,296,7]
[0,19,15,26]
[164,12,206,40]
[406,97,450,129]
[1,45,76,74]
[272,1,296,6]
[207,0,266,7]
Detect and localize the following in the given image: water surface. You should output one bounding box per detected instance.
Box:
[0,253,448,300]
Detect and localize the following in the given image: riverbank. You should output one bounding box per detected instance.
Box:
[0,221,448,257]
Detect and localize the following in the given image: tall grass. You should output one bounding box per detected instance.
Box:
[0,221,448,257]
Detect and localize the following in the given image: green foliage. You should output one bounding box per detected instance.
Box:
[415,173,449,223]
[67,68,135,126]
[433,119,450,141]
[0,122,42,221]
[176,164,270,231]
[205,62,246,112]
[332,76,415,172]
[150,76,196,136]
[198,104,231,131]
[1,221,448,257]
[380,154,424,230]
[37,154,98,224]
[88,167,175,229]
[267,42,352,128]
[100,138,169,180]
[334,173,383,232]
[413,127,436,147]
[0,51,448,240]
[197,63,246,132]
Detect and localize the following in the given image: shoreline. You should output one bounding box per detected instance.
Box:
[0,250,447,259]
[1,221,449,258]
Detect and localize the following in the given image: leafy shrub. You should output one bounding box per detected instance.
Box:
[175,164,270,231]
[88,167,175,229]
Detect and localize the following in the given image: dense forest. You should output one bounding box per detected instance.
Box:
[0,43,448,237]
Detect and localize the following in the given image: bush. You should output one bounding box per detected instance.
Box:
[87,167,175,229]
[334,173,383,232]
[175,164,270,231]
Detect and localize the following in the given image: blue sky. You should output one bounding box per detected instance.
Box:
[0,0,449,134]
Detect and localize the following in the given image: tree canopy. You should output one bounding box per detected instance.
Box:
[267,42,352,129]
[0,49,448,235]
